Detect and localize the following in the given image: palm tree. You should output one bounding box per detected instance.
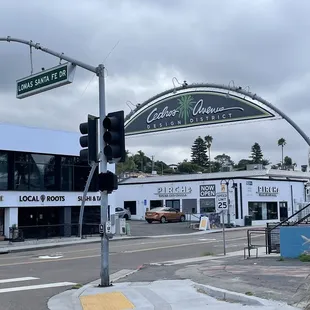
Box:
[177,95,195,125]
[204,135,213,173]
[278,138,286,169]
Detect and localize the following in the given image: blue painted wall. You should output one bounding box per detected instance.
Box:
[280,226,310,258]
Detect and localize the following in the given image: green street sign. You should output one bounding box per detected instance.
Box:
[16,62,76,99]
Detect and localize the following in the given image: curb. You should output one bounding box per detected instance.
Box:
[193,283,294,307]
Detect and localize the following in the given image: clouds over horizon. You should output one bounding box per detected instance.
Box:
[1,0,310,168]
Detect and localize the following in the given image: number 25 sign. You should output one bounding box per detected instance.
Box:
[216,192,228,213]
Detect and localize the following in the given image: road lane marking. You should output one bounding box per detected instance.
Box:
[0,234,263,260]
[0,235,264,267]
[0,277,39,284]
[0,282,76,293]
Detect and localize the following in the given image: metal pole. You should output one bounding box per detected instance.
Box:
[222,211,226,256]
[0,37,97,73]
[97,64,109,287]
[78,161,98,238]
[226,181,230,225]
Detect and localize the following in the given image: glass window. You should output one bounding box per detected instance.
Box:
[150,200,163,209]
[0,152,8,190]
[182,199,197,214]
[61,156,74,191]
[248,202,278,221]
[166,200,180,210]
[200,198,216,213]
[14,152,57,191]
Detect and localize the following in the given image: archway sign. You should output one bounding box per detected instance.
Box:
[124,83,310,147]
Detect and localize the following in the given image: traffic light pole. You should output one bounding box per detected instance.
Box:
[0,36,111,287]
[97,64,110,287]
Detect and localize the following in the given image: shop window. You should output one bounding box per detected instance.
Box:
[150,200,163,209]
[248,202,278,221]
[200,198,216,213]
[124,201,137,215]
[182,199,197,214]
[166,200,180,211]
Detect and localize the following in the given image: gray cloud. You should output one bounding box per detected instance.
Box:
[0,0,310,169]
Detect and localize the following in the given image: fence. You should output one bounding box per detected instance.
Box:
[8,223,101,241]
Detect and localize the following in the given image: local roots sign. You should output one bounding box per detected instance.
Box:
[125,90,275,135]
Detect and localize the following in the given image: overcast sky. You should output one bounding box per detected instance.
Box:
[1,0,310,168]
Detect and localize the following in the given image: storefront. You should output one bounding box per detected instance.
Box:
[117,170,309,226]
[0,191,116,238]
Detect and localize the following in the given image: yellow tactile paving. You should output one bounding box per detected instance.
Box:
[80,291,135,310]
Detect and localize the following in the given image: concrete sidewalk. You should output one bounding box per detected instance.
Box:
[0,225,255,254]
[48,278,299,310]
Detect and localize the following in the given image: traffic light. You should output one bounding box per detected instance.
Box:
[103,110,125,163]
[79,114,98,164]
[98,171,118,193]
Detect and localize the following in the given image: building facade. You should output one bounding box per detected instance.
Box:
[117,170,310,226]
[0,123,115,239]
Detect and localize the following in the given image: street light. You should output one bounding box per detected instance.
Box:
[220,179,238,225]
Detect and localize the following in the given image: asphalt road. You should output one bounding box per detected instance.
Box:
[0,229,258,310]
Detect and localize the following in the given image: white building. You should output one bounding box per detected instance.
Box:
[0,123,115,239]
[117,169,310,226]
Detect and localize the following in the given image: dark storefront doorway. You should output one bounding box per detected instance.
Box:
[71,205,100,236]
[18,207,64,239]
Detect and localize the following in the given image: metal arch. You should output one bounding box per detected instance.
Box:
[124,83,310,147]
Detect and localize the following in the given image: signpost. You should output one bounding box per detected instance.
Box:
[16,62,76,99]
[216,192,228,256]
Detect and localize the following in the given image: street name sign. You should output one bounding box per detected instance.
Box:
[216,192,228,213]
[16,62,76,99]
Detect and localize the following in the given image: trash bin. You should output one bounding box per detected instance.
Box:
[244,215,252,226]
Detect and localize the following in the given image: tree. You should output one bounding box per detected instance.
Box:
[191,136,209,167]
[284,156,292,167]
[177,160,201,173]
[278,138,286,168]
[250,142,264,164]
[214,154,234,168]
[234,159,252,171]
[204,135,213,173]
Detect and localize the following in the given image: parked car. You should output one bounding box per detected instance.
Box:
[145,207,186,224]
[115,207,131,220]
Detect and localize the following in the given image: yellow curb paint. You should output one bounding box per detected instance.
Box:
[80,291,135,310]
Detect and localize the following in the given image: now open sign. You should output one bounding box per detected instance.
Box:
[200,184,216,197]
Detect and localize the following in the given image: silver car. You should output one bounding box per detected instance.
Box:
[115,207,131,220]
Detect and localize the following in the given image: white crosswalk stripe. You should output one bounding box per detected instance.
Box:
[0,276,76,294]
[0,277,39,284]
